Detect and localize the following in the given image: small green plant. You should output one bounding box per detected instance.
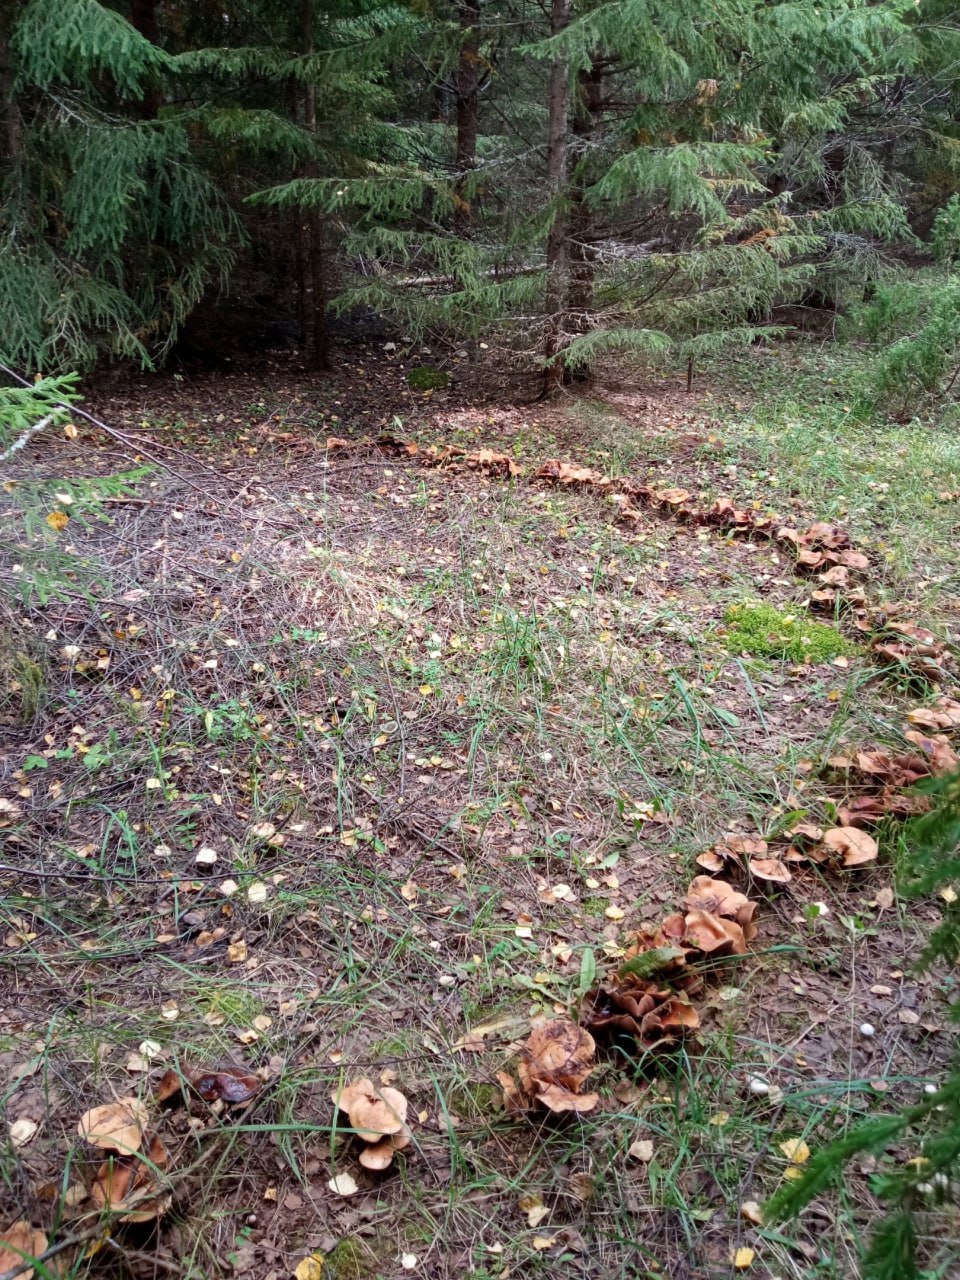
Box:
[721,602,854,663]
[405,365,450,391]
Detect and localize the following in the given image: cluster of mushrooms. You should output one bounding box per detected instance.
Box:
[331,1078,412,1170]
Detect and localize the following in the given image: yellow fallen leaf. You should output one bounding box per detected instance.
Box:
[518,1193,550,1228]
[940,886,958,904]
[628,1139,654,1162]
[532,1237,557,1251]
[731,1247,755,1269]
[46,510,69,531]
[294,1254,325,1279]
[779,1138,811,1164]
[708,1112,731,1127]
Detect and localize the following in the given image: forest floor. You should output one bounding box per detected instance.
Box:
[2,341,960,1280]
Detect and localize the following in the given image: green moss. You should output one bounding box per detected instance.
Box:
[406,366,450,391]
[324,1237,392,1280]
[722,602,855,664]
[582,897,609,918]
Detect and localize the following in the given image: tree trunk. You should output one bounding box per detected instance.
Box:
[542,0,570,398]
[454,0,481,234]
[128,0,162,117]
[565,59,603,377]
[301,0,330,371]
[0,3,22,163]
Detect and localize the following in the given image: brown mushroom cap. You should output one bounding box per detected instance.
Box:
[77,1099,148,1153]
[389,1125,413,1152]
[358,1138,395,1170]
[332,1079,408,1142]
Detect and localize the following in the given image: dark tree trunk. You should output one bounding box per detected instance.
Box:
[300,0,330,371]
[542,0,570,398]
[0,3,22,163]
[565,58,603,376]
[128,0,163,117]
[454,0,481,233]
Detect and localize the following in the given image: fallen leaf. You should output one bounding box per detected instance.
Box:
[532,1236,557,1251]
[519,1192,550,1228]
[731,1246,755,1269]
[628,1139,654,1162]
[46,510,69,531]
[327,1172,359,1196]
[400,880,419,903]
[294,1254,325,1279]
[779,1138,811,1164]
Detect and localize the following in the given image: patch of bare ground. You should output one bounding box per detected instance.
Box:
[1,354,956,1280]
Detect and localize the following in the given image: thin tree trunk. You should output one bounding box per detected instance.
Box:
[542,0,570,398]
[565,58,602,376]
[128,0,162,117]
[454,0,481,234]
[301,0,330,371]
[0,3,22,162]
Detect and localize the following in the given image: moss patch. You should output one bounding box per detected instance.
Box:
[721,602,855,663]
[406,366,450,391]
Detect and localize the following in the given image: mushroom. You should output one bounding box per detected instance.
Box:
[358,1139,395,1170]
[331,1079,408,1142]
[77,1098,148,1154]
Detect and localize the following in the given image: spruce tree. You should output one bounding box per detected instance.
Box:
[1,0,240,372]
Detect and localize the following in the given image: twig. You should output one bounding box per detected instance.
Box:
[0,412,60,463]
